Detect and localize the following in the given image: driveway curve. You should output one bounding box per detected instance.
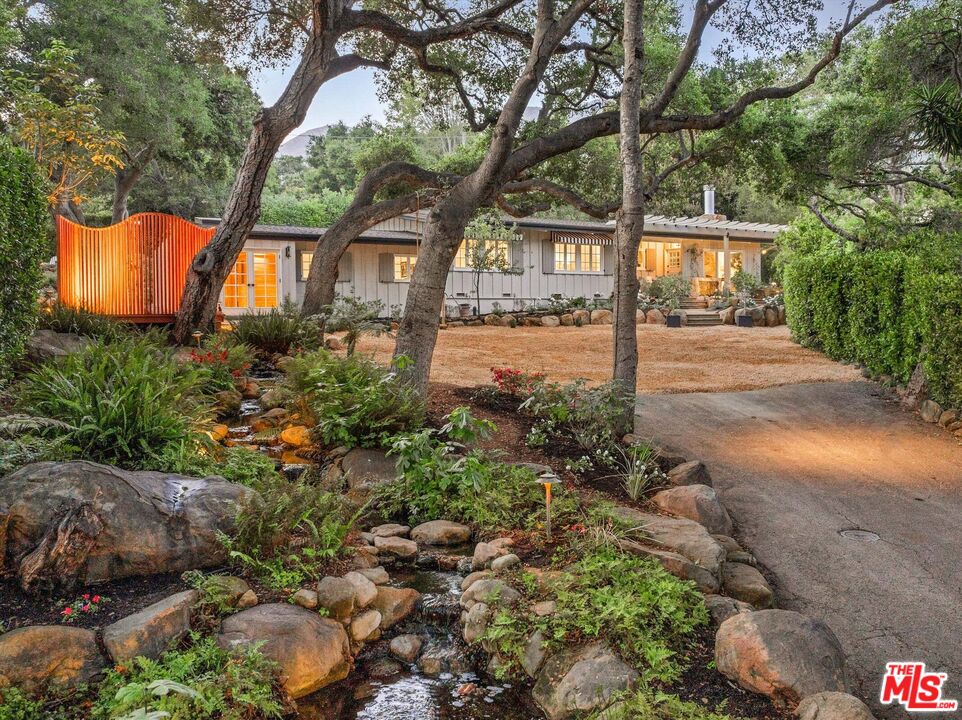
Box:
[634,381,962,718]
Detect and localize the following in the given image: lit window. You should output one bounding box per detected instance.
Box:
[555,242,601,272]
[224,254,248,309]
[731,252,743,273]
[455,239,510,269]
[394,255,417,281]
[580,244,601,272]
[300,251,313,281]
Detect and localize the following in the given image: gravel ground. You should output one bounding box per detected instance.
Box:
[355,323,860,393]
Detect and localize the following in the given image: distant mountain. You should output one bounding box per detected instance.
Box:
[277,126,330,157]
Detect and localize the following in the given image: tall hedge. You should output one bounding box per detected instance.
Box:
[783,250,962,409]
[0,137,48,379]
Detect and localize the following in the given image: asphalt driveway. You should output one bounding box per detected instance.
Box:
[634,381,962,718]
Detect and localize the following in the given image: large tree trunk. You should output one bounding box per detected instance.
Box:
[611,0,645,434]
[393,0,595,394]
[173,24,341,342]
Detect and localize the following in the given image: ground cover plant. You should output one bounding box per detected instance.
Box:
[91,634,285,720]
[36,303,128,341]
[374,406,562,528]
[481,542,708,684]
[283,350,425,448]
[588,689,746,720]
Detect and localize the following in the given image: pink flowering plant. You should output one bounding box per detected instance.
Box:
[60,593,108,623]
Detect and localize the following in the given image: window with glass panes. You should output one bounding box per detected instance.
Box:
[455,239,510,269]
[554,242,601,272]
[394,255,417,281]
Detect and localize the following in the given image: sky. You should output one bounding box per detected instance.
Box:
[249,1,863,142]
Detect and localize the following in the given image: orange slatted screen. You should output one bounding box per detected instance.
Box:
[57,213,216,321]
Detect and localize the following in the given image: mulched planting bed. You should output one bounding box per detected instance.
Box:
[429,381,790,720]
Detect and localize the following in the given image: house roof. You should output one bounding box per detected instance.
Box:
[196,211,786,243]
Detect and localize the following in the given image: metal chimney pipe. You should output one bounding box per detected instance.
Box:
[703,184,715,216]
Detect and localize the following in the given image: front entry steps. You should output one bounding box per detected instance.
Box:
[679,297,709,310]
[684,310,723,327]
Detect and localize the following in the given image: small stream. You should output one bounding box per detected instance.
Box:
[233,368,541,720]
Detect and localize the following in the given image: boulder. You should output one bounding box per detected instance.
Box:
[342,449,398,492]
[471,541,502,570]
[765,308,779,327]
[721,562,774,608]
[460,578,521,610]
[590,309,613,325]
[533,600,558,617]
[651,484,733,536]
[715,610,847,707]
[0,625,105,692]
[217,604,351,699]
[344,571,378,607]
[484,314,501,326]
[213,388,243,416]
[291,589,319,610]
[718,306,736,325]
[667,460,712,487]
[635,309,647,325]
[371,586,421,629]
[324,336,345,351]
[24,330,91,363]
[491,553,521,572]
[940,409,960,427]
[608,506,726,575]
[541,315,561,328]
[796,692,876,720]
[316,576,356,620]
[560,313,575,326]
[205,575,251,607]
[279,425,311,447]
[389,634,423,663]
[0,461,255,589]
[373,535,418,559]
[618,539,719,593]
[704,594,754,625]
[462,601,492,644]
[571,309,591,325]
[370,523,410,538]
[357,566,390,585]
[524,316,543,327]
[461,570,492,591]
[646,308,666,324]
[532,642,638,720]
[350,609,383,642]
[920,400,943,423]
[236,589,258,609]
[500,314,517,328]
[522,630,548,678]
[103,590,197,663]
[410,520,471,546]
[674,309,689,326]
[259,386,293,411]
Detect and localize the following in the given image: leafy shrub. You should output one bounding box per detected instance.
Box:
[648,275,689,313]
[187,335,254,394]
[490,366,545,396]
[289,350,425,448]
[221,472,359,589]
[482,545,708,684]
[0,136,48,380]
[36,303,127,341]
[92,634,284,720]
[730,269,760,296]
[521,379,632,468]
[375,407,554,528]
[259,190,351,228]
[154,441,279,488]
[231,301,320,355]
[784,250,962,408]
[17,335,208,469]
[0,687,69,720]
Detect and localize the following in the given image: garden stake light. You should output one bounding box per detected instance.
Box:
[538,470,560,542]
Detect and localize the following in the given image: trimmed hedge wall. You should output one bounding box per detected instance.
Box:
[0,137,48,379]
[783,251,962,409]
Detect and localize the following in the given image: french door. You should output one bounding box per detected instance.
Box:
[223,250,280,310]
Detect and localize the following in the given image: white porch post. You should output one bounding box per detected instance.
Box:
[723,232,731,293]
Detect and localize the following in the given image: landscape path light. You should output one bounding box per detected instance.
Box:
[538,470,560,542]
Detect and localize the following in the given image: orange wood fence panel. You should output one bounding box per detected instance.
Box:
[57,213,215,321]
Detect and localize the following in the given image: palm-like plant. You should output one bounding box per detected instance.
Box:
[911,81,962,157]
[320,295,388,355]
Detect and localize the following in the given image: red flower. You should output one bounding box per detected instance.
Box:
[82,594,90,600]
[82,604,91,612]
[61,607,73,616]
[92,595,101,603]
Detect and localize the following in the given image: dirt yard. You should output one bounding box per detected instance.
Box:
[355,323,860,393]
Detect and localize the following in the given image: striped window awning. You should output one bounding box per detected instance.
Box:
[551,231,613,245]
